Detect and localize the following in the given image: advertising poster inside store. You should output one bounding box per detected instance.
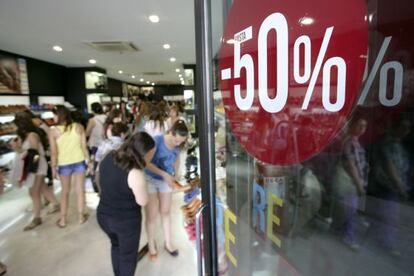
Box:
[0,54,29,94]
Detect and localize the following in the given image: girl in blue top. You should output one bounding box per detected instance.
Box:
[145,120,188,260]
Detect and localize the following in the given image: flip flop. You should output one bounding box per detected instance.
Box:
[56,219,66,228]
[79,213,89,224]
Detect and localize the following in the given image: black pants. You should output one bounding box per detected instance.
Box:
[97,212,141,276]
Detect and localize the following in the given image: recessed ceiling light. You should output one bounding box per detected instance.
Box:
[88,59,97,64]
[149,15,160,23]
[132,75,136,79]
[146,81,150,84]
[175,68,180,72]
[118,70,123,74]
[170,57,176,62]
[299,17,314,25]
[151,83,155,86]
[140,78,144,82]
[163,44,170,49]
[181,81,185,85]
[53,45,63,52]
[178,74,182,77]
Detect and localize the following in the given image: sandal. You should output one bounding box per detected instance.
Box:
[47,204,60,215]
[79,213,89,224]
[56,218,66,228]
[23,217,42,231]
[0,262,7,276]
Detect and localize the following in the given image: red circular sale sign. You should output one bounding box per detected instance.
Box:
[219,0,368,165]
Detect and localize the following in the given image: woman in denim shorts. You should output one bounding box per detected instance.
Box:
[49,106,90,228]
[145,120,188,260]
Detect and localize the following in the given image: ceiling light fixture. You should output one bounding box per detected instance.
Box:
[53,45,63,52]
[149,15,160,23]
[151,83,155,86]
[132,75,136,79]
[181,81,185,85]
[140,78,144,82]
[226,39,235,44]
[163,44,170,49]
[170,57,176,62]
[178,74,182,77]
[146,81,150,84]
[175,68,180,72]
[88,59,97,64]
[118,70,123,74]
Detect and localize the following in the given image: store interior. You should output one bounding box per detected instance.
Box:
[0,0,203,275]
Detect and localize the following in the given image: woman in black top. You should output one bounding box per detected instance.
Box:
[97,132,155,276]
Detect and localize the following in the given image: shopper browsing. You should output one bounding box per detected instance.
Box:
[104,109,123,138]
[145,120,189,260]
[97,132,155,276]
[13,113,60,231]
[49,105,90,228]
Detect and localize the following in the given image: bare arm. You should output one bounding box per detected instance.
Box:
[344,159,365,195]
[49,128,59,178]
[128,169,148,206]
[77,124,90,163]
[146,161,175,187]
[26,132,40,151]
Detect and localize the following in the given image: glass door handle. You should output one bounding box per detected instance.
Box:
[195,204,207,276]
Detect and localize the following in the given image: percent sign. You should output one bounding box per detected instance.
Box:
[357,37,403,106]
[221,12,347,113]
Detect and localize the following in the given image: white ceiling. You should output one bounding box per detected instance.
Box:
[0,0,196,85]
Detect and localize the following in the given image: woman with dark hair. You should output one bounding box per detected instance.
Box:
[144,103,168,137]
[105,109,122,138]
[86,102,107,152]
[13,113,59,231]
[49,105,90,228]
[97,132,155,276]
[145,120,188,260]
[86,102,107,191]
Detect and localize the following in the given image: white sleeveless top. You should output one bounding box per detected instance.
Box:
[22,134,48,187]
[88,114,107,148]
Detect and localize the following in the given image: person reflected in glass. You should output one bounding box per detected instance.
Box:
[97,132,155,276]
[370,118,411,256]
[332,117,369,251]
[145,120,188,260]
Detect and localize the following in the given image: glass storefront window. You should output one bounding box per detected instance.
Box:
[207,0,414,275]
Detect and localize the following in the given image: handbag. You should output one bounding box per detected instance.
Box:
[24,149,40,174]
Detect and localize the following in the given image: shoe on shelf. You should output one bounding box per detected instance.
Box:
[23,217,42,231]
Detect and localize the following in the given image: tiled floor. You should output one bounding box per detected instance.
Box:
[0,183,197,276]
